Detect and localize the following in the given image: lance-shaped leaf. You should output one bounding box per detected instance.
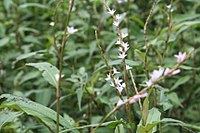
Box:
[0,94,79,133]
[26,62,59,88]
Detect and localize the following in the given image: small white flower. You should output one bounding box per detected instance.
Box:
[110,81,115,87]
[118,52,127,59]
[174,52,187,63]
[50,22,55,26]
[126,64,132,70]
[113,67,120,74]
[116,14,121,20]
[116,85,124,93]
[166,4,172,9]
[115,39,121,45]
[55,74,64,81]
[122,42,129,52]
[105,73,111,81]
[122,32,128,38]
[67,26,78,34]
[122,82,126,88]
[116,0,127,3]
[107,9,116,15]
[113,20,120,27]
[114,77,123,86]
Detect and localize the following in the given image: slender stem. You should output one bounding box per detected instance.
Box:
[144,0,158,79]
[56,1,74,133]
[129,70,142,110]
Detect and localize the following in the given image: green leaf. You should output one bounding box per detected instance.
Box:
[115,124,125,133]
[167,93,182,107]
[26,62,59,88]
[19,3,48,9]
[0,37,9,47]
[135,49,145,63]
[0,109,23,129]
[171,76,191,91]
[0,94,79,133]
[137,108,161,133]
[76,88,83,110]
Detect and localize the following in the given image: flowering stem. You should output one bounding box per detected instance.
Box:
[95,31,123,100]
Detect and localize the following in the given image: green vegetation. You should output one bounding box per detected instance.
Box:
[0,0,200,133]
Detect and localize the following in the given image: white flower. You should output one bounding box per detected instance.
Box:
[116,0,127,3]
[113,67,120,74]
[115,39,121,45]
[50,22,55,26]
[166,4,172,9]
[114,77,123,86]
[116,14,121,20]
[55,74,64,81]
[126,64,132,70]
[122,32,128,38]
[174,52,187,63]
[118,52,127,59]
[113,20,120,27]
[122,42,129,52]
[122,82,126,88]
[105,73,111,81]
[116,85,124,93]
[110,82,115,87]
[107,9,116,15]
[67,26,78,34]
[129,92,148,104]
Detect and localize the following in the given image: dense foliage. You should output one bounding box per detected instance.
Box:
[0,0,200,133]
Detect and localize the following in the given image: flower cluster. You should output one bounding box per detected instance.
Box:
[67,26,78,34]
[117,92,148,107]
[146,51,190,87]
[146,67,180,87]
[105,67,125,93]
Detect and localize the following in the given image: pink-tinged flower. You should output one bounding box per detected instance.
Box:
[164,68,171,76]
[113,67,120,74]
[129,92,148,104]
[172,69,181,75]
[122,32,128,38]
[107,9,116,15]
[150,67,164,82]
[174,52,187,63]
[117,99,128,107]
[67,26,78,34]
[105,73,111,81]
[122,42,129,52]
[118,52,127,59]
[146,80,153,87]
[113,20,120,27]
[118,47,123,52]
